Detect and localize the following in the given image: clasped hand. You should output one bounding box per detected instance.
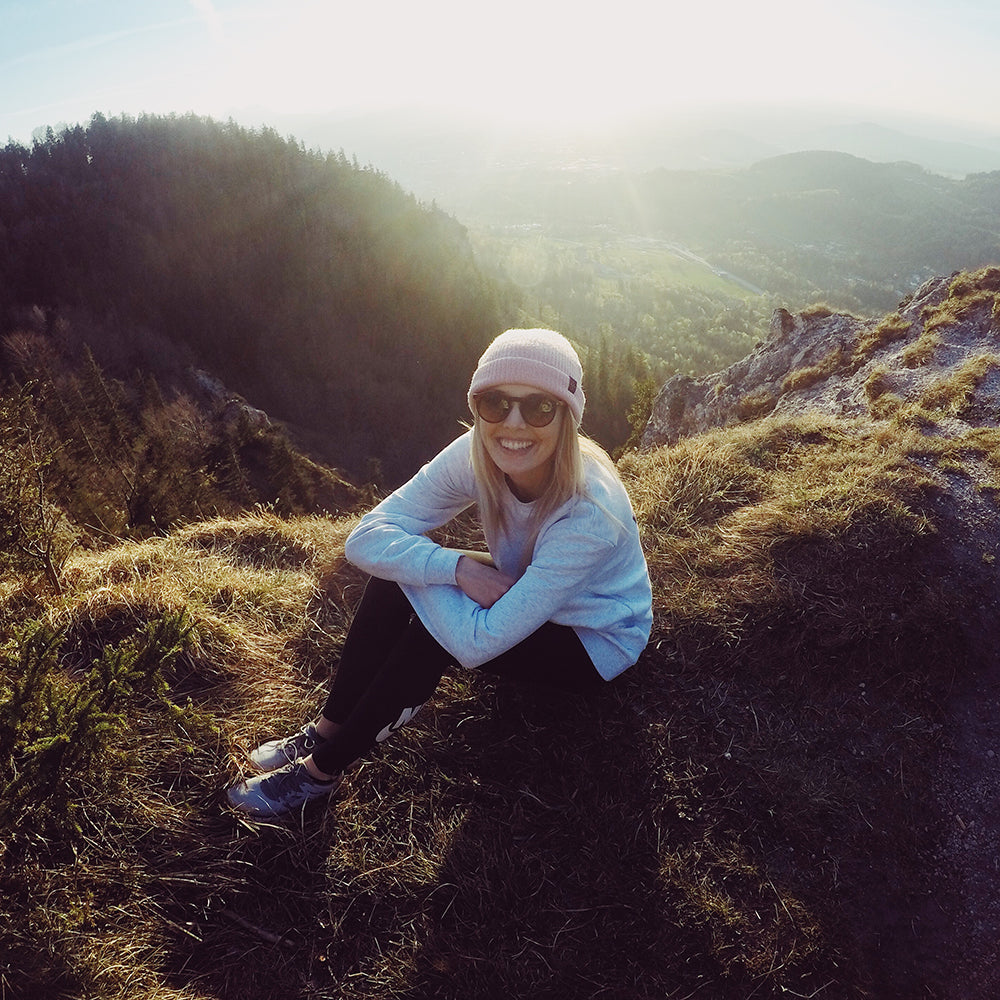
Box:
[455,554,515,608]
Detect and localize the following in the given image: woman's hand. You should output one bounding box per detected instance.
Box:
[455,554,515,608]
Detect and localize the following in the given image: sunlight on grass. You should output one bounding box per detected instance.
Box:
[0,408,988,997]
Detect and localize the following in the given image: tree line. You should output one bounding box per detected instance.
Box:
[0,113,513,486]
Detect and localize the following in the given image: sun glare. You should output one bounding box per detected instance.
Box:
[5,0,999,144]
[205,0,931,128]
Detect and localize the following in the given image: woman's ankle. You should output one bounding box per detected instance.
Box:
[302,754,337,782]
[315,717,341,741]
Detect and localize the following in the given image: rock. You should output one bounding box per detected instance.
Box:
[641,267,1000,450]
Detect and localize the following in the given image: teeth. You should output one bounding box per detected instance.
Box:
[499,439,532,451]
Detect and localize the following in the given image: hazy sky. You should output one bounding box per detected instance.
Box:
[3,0,999,144]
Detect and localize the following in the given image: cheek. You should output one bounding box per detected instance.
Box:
[537,430,560,462]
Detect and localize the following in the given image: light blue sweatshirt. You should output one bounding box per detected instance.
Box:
[344,431,653,680]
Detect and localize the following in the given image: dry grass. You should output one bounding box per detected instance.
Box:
[0,422,983,999]
[620,413,939,642]
[863,364,907,418]
[917,353,1000,418]
[851,311,913,367]
[736,388,778,421]
[903,268,1000,370]
[782,344,846,393]
[900,326,943,367]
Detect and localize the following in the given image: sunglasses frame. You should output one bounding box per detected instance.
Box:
[474,390,563,428]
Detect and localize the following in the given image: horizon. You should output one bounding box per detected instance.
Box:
[3,0,1000,155]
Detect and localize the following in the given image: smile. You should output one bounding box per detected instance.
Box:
[498,439,534,452]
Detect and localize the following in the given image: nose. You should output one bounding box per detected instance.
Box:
[501,400,527,427]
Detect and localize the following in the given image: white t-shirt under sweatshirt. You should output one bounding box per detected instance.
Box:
[344,430,653,680]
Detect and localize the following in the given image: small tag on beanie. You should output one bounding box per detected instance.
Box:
[568,376,578,394]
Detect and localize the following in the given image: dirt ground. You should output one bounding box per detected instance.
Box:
[914,475,1000,996]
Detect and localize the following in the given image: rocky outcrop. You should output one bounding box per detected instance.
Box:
[190,368,272,432]
[641,269,1000,448]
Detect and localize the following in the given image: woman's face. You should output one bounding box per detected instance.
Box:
[478,383,562,500]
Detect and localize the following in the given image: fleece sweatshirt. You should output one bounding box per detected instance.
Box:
[343,431,653,680]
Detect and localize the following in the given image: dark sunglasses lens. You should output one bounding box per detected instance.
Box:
[476,392,509,423]
[522,396,558,427]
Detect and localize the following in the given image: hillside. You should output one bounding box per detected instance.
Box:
[3,269,1000,998]
[0,114,509,484]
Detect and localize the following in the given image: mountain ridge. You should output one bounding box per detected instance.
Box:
[252,105,1000,207]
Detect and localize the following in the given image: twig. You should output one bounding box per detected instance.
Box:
[221,910,297,950]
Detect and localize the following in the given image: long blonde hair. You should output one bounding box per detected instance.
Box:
[470,410,617,564]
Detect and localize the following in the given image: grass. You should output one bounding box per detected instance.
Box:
[782,344,846,393]
[900,327,942,368]
[0,412,980,999]
[917,353,1000,417]
[902,267,1000,369]
[851,311,912,368]
[736,388,778,421]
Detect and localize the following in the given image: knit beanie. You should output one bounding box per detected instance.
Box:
[468,329,586,425]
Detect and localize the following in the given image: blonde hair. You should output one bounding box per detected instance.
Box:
[470,410,618,563]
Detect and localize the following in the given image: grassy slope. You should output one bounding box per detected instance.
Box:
[0,407,977,999]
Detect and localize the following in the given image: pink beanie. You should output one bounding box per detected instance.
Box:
[468,328,586,425]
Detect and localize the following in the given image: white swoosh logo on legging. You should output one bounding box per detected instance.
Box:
[375,703,424,743]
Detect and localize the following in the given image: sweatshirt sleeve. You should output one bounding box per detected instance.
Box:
[404,502,621,669]
[344,433,476,587]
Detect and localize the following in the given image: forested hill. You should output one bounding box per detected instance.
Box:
[0,114,510,483]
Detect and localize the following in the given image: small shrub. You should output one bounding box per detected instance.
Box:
[0,388,79,591]
[0,612,193,858]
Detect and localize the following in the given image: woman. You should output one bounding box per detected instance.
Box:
[227,329,653,816]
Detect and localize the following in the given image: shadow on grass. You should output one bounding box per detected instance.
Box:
[388,670,693,1000]
[156,640,962,1000]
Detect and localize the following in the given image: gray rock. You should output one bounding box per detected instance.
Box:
[641,270,1000,450]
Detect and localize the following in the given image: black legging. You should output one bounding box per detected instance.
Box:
[312,575,602,775]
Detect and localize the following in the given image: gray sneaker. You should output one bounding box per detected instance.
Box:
[249,722,328,772]
[227,762,341,816]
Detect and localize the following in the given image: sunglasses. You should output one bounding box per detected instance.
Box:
[474,390,563,428]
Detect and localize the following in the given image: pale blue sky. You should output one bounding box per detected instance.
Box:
[2,0,999,144]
